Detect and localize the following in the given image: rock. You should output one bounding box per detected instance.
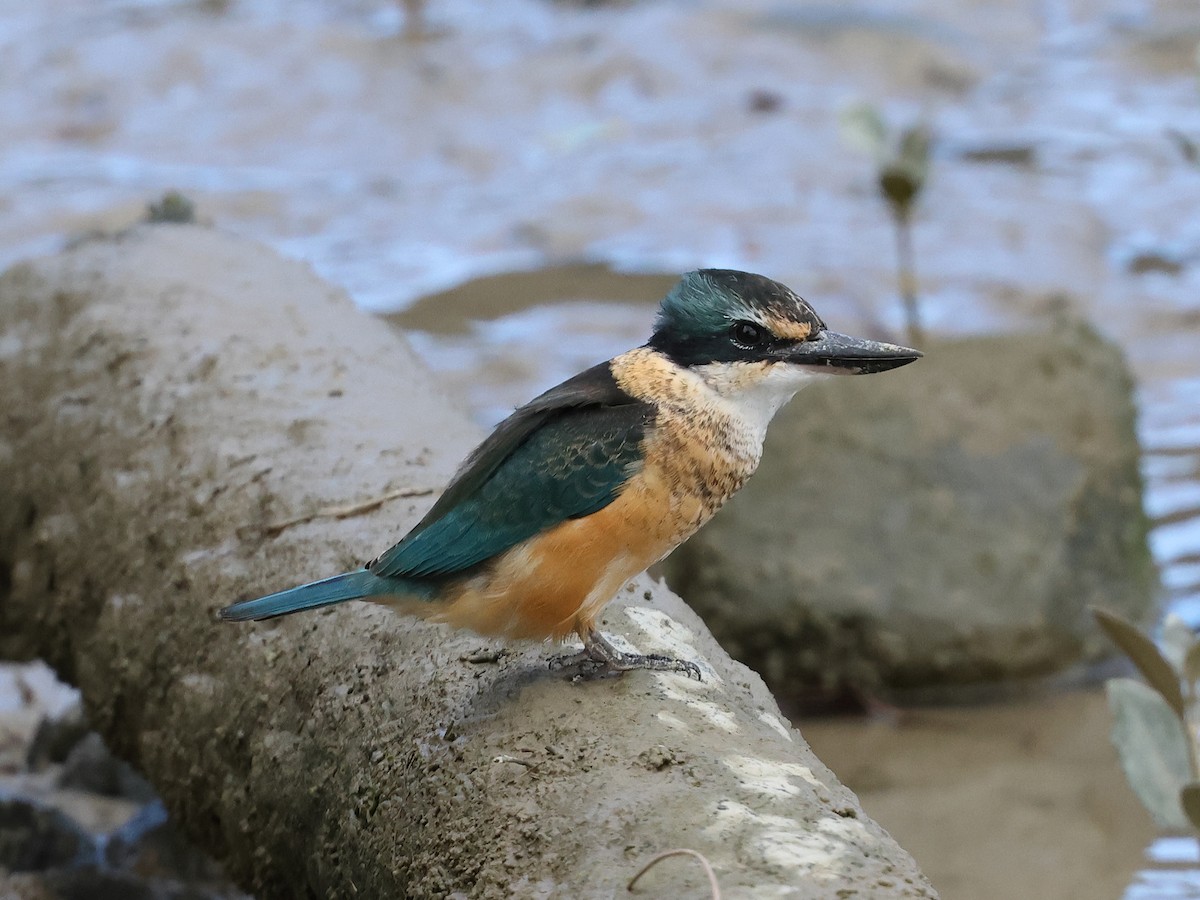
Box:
[25,702,89,771]
[105,802,229,884]
[1126,250,1185,276]
[58,734,157,803]
[20,868,242,900]
[31,870,158,900]
[666,321,1156,699]
[0,798,96,872]
[0,872,57,900]
[0,799,244,899]
[0,226,936,897]
[956,141,1037,166]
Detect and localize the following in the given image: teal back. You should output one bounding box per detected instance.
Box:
[369,403,652,579]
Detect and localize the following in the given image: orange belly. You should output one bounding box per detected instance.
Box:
[397,465,704,641]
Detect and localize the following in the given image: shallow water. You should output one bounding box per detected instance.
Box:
[803,689,1156,900]
[1129,837,1200,898]
[5,0,1200,896]
[6,0,1195,612]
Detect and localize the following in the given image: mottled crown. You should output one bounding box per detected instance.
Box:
[648,270,826,365]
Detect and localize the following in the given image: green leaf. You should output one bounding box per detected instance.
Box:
[1106,678,1192,830]
[898,124,932,184]
[1182,782,1200,831]
[1161,613,1195,674]
[839,104,888,161]
[1093,607,1185,718]
[1186,642,1200,690]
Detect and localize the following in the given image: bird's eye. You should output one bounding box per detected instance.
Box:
[730,321,765,349]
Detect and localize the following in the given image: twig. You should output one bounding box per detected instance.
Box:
[628,849,721,899]
[262,487,435,537]
[492,754,537,769]
[893,209,923,346]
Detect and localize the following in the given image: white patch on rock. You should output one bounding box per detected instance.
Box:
[179,537,242,566]
[654,711,691,732]
[658,684,740,733]
[179,673,219,696]
[623,606,720,683]
[757,711,794,741]
[723,754,827,798]
[704,800,878,879]
[105,593,143,612]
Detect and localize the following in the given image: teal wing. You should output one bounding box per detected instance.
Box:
[368,363,653,579]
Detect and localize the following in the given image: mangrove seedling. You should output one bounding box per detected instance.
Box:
[145,191,196,225]
[839,103,932,345]
[1093,606,1200,832]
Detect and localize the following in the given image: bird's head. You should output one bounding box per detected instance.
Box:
[647,269,921,421]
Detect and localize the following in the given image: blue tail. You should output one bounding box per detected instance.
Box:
[219,570,402,622]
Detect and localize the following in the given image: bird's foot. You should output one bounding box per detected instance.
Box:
[548,629,702,681]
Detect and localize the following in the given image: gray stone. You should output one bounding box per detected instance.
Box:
[25,702,89,771]
[58,734,157,804]
[105,802,229,885]
[0,798,96,872]
[30,870,159,900]
[666,322,1157,699]
[16,868,240,900]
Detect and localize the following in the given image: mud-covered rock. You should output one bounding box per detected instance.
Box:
[0,226,936,898]
[105,802,230,884]
[667,323,1156,699]
[0,873,57,900]
[0,798,96,872]
[58,734,156,803]
[0,795,242,899]
[2,868,241,900]
[25,703,89,771]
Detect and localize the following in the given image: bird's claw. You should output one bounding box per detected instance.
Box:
[548,630,703,681]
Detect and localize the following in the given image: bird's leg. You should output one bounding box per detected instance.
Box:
[549,628,702,681]
[581,628,704,681]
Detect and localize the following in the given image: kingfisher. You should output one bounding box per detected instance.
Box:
[219,270,920,679]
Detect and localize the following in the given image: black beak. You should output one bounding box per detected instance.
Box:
[784,331,922,374]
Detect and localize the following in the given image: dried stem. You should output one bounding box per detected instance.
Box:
[262,487,435,537]
[628,849,721,899]
[892,208,923,346]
